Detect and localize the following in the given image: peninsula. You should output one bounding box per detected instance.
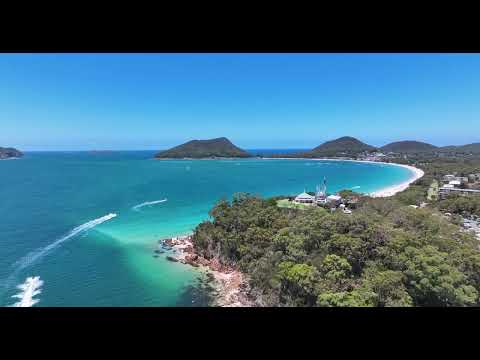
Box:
[0,147,23,160]
[155,137,251,159]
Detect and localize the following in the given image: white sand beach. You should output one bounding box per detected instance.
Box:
[262,157,425,198]
[367,162,424,197]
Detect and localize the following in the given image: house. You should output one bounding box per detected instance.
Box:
[294,191,315,204]
[326,195,342,205]
[443,174,456,181]
[449,180,461,187]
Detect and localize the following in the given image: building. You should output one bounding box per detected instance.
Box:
[443,174,456,181]
[439,186,480,199]
[326,195,342,205]
[294,191,315,204]
[449,180,461,187]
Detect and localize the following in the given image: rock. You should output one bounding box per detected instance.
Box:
[166,256,179,262]
[186,254,198,261]
[154,249,165,254]
[163,238,174,246]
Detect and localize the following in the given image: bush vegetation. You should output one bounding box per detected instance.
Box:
[192,193,480,307]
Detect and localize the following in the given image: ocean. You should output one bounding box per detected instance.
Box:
[0,150,413,306]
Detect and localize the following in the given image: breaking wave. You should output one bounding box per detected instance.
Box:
[132,199,167,211]
[12,213,117,274]
[11,276,43,307]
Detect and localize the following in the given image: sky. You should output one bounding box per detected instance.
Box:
[1,53,480,151]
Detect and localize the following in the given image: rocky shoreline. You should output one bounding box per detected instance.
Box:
[158,235,255,307]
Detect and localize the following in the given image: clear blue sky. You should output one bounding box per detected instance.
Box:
[1,53,480,151]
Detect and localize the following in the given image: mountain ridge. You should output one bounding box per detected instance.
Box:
[381,140,438,153]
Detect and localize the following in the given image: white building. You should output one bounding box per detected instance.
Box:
[326,195,342,204]
[449,180,461,187]
[444,174,456,181]
[439,186,480,198]
[294,191,315,204]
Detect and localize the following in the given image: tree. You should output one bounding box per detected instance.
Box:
[360,268,413,307]
[278,261,319,306]
[399,245,478,306]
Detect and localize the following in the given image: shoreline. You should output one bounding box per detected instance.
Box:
[261,157,425,198]
[160,235,255,307]
[156,157,424,306]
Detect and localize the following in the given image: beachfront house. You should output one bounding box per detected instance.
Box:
[294,191,315,204]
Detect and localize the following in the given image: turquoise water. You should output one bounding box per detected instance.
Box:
[0,151,412,306]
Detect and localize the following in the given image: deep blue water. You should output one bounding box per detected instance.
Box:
[0,151,412,306]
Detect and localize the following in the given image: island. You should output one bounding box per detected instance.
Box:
[0,147,23,160]
[155,137,251,159]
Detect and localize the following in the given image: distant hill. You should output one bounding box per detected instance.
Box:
[381,141,438,153]
[439,143,480,154]
[0,147,23,159]
[155,137,251,159]
[300,136,376,157]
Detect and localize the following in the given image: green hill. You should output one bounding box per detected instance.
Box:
[302,136,376,157]
[155,137,251,159]
[0,147,23,159]
[439,143,480,154]
[381,141,438,153]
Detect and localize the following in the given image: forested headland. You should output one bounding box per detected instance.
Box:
[190,152,480,306]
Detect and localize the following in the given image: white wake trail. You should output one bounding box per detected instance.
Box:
[13,213,117,273]
[132,199,167,211]
[11,276,43,307]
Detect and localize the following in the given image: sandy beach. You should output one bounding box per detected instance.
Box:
[262,157,424,198]
[367,162,424,197]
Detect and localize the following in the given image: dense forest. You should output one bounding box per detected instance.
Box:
[192,192,480,307]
